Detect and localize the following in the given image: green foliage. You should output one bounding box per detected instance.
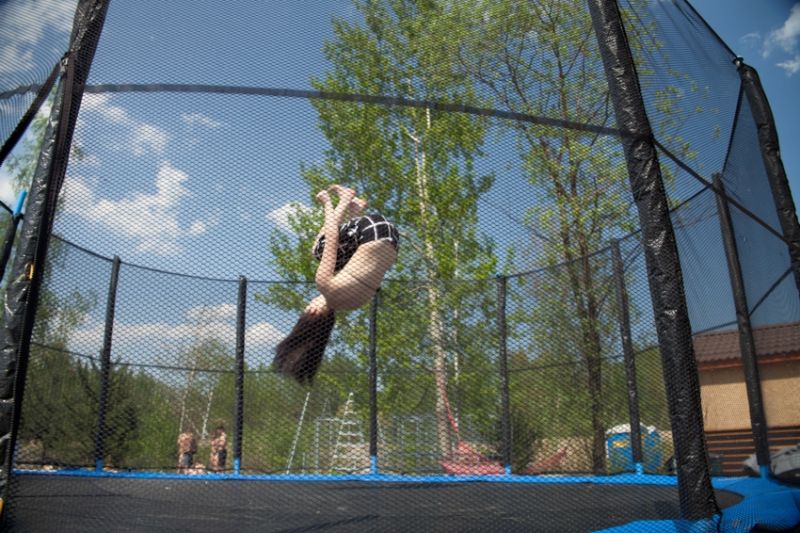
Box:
[12,0,687,475]
[441,1,633,472]
[175,338,234,436]
[5,109,50,196]
[120,373,180,469]
[434,0,704,472]
[20,348,168,468]
[505,405,539,474]
[20,349,96,466]
[253,0,694,471]
[256,0,502,459]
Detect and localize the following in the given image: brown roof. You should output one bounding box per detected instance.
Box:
[693,322,800,364]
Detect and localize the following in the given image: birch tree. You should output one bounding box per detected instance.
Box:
[262,0,497,457]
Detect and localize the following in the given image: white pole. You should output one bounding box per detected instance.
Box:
[286,391,311,474]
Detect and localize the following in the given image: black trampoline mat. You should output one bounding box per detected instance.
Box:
[3,476,743,532]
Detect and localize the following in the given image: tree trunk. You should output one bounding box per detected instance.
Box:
[429,287,451,457]
[555,184,606,474]
[407,107,452,457]
[201,389,214,440]
[582,272,606,474]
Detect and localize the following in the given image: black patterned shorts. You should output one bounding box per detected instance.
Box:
[313,213,399,271]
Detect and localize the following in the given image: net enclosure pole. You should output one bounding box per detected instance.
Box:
[368,291,379,474]
[736,60,800,295]
[234,276,247,474]
[496,275,512,475]
[713,174,771,474]
[94,255,121,472]
[586,0,718,520]
[610,240,643,471]
[0,0,109,517]
[0,193,27,282]
[0,216,20,284]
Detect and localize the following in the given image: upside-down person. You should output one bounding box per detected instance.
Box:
[273,184,399,384]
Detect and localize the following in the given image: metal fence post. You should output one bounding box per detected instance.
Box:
[497,275,512,475]
[94,255,121,471]
[234,276,247,474]
[368,291,379,475]
[611,240,643,473]
[713,174,771,476]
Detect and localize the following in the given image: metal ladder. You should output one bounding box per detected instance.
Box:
[331,392,367,473]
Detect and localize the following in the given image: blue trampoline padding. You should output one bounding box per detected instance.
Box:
[594,477,800,533]
[714,477,800,532]
[12,468,679,485]
[593,517,721,533]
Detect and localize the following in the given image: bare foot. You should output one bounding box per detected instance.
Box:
[328,184,356,204]
[316,190,331,205]
[305,294,329,315]
[349,197,368,217]
[328,185,356,222]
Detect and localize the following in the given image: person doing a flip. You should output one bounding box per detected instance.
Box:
[273,184,399,384]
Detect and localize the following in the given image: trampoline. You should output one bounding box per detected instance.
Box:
[1,0,800,531]
[7,474,746,532]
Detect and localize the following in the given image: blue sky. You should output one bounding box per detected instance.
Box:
[0,0,798,364]
[2,0,798,245]
[692,0,800,208]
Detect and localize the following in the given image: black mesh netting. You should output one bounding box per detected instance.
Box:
[0,0,79,162]
[0,0,797,531]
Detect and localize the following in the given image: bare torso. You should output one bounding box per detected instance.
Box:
[323,240,397,310]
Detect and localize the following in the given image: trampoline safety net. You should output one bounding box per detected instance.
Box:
[0,0,798,532]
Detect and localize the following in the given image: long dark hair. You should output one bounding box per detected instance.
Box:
[273,309,336,385]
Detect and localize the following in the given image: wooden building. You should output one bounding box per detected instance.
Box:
[694,322,800,476]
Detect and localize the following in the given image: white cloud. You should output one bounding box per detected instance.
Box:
[189,220,207,235]
[0,1,76,76]
[68,315,285,363]
[186,303,237,323]
[762,3,800,76]
[80,153,102,168]
[266,201,310,232]
[80,93,169,156]
[764,3,800,56]
[0,47,34,77]
[0,160,17,204]
[82,94,130,123]
[181,112,223,129]
[246,321,285,345]
[739,32,762,50]
[61,176,96,214]
[63,162,217,256]
[0,166,17,207]
[777,55,800,75]
[132,124,168,155]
